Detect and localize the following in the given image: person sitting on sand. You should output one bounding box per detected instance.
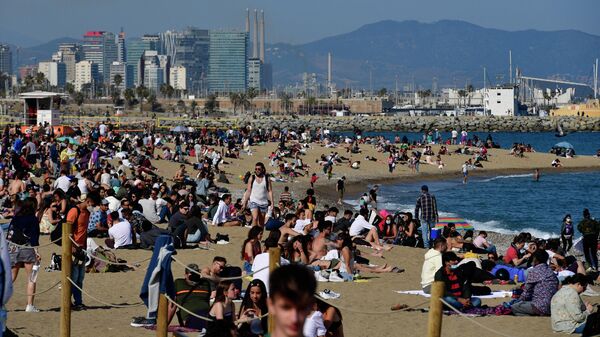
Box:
[421,238,448,294]
[334,232,401,280]
[551,274,597,335]
[503,234,531,268]
[473,231,496,254]
[435,251,481,310]
[348,208,389,251]
[212,194,241,227]
[511,249,558,316]
[168,264,212,330]
[237,279,269,337]
[552,158,562,168]
[350,161,360,169]
[241,226,264,274]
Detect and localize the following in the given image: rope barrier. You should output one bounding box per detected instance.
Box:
[69,235,151,266]
[8,237,62,249]
[314,294,430,315]
[439,298,515,337]
[66,277,145,308]
[164,294,268,324]
[13,281,61,296]
[171,256,270,281]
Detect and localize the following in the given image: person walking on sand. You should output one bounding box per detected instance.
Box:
[242,162,274,227]
[336,176,345,205]
[577,209,600,272]
[415,185,438,249]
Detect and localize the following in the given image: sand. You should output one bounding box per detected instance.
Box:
[6,140,600,336]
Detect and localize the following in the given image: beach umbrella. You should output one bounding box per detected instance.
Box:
[434,217,473,231]
[554,141,574,149]
[56,136,80,146]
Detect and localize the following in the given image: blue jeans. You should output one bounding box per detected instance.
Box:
[573,323,585,334]
[71,261,86,306]
[158,206,170,223]
[421,219,434,248]
[442,296,481,310]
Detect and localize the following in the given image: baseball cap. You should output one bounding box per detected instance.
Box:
[101,199,110,205]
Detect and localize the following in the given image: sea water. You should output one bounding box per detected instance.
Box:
[337,131,600,155]
[346,171,600,239]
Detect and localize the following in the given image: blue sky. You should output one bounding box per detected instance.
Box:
[1,0,599,46]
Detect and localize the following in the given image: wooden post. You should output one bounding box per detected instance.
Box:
[156,294,168,337]
[60,221,73,337]
[267,247,281,334]
[427,281,444,337]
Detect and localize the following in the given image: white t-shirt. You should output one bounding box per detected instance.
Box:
[451,130,458,138]
[349,215,373,236]
[105,196,121,212]
[139,198,160,223]
[99,124,107,136]
[54,175,71,193]
[100,173,111,186]
[212,200,230,225]
[108,220,132,248]
[324,215,337,224]
[251,253,289,294]
[303,311,327,337]
[293,219,312,234]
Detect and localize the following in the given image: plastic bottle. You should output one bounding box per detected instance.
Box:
[30,261,40,283]
[513,274,519,285]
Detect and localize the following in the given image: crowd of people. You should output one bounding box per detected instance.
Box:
[2,120,600,337]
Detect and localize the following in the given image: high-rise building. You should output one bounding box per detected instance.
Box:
[0,45,12,76]
[208,31,248,94]
[157,55,170,86]
[54,43,82,84]
[142,51,165,93]
[126,35,159,87]
[38,61,66,87]
[172,28,209,95]
[75,60,99,92]
[247,58,262,90]
[117,30,126,63]
[82,31,117,83]
[169,66,186,91]
[18,65,37,81]
[109,61,131,91]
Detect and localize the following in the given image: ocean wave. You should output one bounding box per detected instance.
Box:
[477,174,533,183]
[463,218,557,238]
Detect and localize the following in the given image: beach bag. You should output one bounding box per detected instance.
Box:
[51,206,80,246]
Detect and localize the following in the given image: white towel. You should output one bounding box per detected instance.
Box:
[395,290,512,299]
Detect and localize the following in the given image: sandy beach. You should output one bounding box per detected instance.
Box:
[6,140,600,337]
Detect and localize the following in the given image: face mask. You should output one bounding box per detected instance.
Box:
[450,265,459,270]
[386,220,392,225]
[87,206,95,213]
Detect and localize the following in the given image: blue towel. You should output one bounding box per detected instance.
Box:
[139,235,176,319]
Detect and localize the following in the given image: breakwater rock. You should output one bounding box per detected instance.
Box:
[61,115,600,132]
[223,116,600,132]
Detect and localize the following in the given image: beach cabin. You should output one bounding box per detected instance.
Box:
[19,91,74,135]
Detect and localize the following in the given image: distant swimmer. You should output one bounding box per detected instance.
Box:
[533,168,541,182]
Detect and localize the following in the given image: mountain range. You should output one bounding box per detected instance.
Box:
[6,20,600,89]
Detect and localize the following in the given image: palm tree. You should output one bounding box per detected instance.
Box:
[147,94,157,112]
[24,75,34,90]
[457,89,467,107]
[239,93,250,113]
[35,72,47,90]
[204,94,217,114]
[190,100,198,116]
[74,92,85,112]
[136,85,149,113]
[280,93,292,114]
[159,83,169,99]
[65,83,75,96]
[229,92,241,114]
[246,87,258,113]
[113,74,123,92]
[123,88,135,108]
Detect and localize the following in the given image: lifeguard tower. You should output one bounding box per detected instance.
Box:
[19,91,74,135]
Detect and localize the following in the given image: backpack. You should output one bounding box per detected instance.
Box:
[50,206,80,246]
[6,219,30,245]
[249,174,271,191]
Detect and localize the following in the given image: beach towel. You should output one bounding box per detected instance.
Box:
[395,290,512,299]
[139,235,176,319]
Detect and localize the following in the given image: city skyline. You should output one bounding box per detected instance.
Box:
[1,0,600,47]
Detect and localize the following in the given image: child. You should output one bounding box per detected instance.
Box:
[310,173,318,188]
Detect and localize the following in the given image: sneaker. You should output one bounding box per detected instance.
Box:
[319,289,341,299]
[72,304,86,311]
[25,305,39,313]
[315,271,329,282]
[130,317,156,327]
[328,271,345,282]
[582,287,600,297]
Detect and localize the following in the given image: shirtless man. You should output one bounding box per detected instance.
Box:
[173,164,187,184]
[310,220,333,261]
[8,171,26,198]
